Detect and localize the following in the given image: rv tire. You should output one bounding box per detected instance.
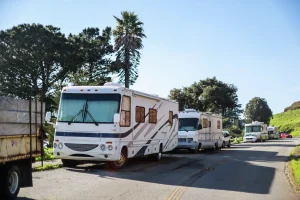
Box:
[108,147,128,170]
[222,141,225,148]
[151,144,163,161]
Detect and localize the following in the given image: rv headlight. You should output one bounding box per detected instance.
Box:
[108,145,113,151]
[53,143,57,148]
[58,142,63,149]
[100,144,106,151]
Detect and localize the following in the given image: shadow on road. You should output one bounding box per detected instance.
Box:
[54,138,299,196]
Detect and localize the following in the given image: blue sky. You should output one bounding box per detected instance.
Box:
[1,0,300,115]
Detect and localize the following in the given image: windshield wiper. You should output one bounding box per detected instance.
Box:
[83,103,99,126]
[179,126,188,132]
[68,101,87,125]
[68,109,84,125]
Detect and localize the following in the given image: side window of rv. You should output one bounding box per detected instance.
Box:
[202,118,208,128]
[209,121,211,127]
[120,96,131,127]
[149,109,157,124]
[136,106,145,123]
[169,111,173,124]
[217,120,221,129]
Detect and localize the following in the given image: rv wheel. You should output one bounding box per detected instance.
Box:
[108,148,128,170]
[153,144,163,161]
[1,165,21,200]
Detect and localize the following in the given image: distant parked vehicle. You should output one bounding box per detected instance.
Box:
[267,126,279,139]
[243,121,268,142]
[222,130,231,147]
[280,133,292,138]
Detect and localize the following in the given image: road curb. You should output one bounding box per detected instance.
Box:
[284,159,300,196]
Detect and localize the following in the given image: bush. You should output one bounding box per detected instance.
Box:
[36,147,54,161]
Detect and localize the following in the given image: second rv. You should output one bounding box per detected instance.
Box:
[176,109,223,152]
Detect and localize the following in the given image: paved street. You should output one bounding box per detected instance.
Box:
[19,138,300,200]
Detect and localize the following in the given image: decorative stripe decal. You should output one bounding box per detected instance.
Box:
[134,114,178,157]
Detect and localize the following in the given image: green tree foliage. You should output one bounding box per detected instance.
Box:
[113,11,146,88]
[0,24,80,111]
[244,97,273,124]
[68,27,114,86]
[168,77,243,117]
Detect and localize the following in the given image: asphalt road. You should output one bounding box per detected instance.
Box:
[19,138,300,200]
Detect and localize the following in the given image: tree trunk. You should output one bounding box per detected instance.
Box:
[124,49,130,88]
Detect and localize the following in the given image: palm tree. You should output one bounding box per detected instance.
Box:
[113,11,146,88]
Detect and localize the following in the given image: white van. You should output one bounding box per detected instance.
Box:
[176,109,223,152]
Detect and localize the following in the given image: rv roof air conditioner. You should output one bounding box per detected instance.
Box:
[184,109,197,112]
[104,82,123,87]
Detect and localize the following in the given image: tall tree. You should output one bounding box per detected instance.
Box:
[113,11,146,88]
[244,97,273,124]
[0,23,80,110]
[168,77,243,117]
[68,27,114,86]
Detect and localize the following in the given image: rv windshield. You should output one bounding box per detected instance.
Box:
[179,118,199,131]
[268,131,274,134]
[58,93,121,123]
[245,126,261,133]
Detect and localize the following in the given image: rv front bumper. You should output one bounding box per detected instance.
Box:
[53,144,120,161]
[176,141,198,150]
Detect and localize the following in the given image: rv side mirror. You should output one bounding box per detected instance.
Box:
[45,112,51,122]
[198,124,202,130]
[114,113,120,123]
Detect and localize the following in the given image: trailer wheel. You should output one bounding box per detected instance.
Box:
[61,159,78,168]
[1,165,21,200]
[108,147,128,170]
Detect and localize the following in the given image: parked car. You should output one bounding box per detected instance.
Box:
[222,130,231,147]
[280,133,292,138]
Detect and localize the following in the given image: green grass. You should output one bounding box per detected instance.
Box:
[33,164,63,172]
[289,146,300,190]
[35,147,55,161]
[231,136,243,144]
[270,109,300,137]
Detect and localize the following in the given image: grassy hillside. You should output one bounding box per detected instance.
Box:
[270,109,300,137]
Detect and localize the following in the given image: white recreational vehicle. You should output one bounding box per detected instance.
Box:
[50,82,179,169]
[244,121,268,142]
[176,109,223,152]
[267,126,279,139]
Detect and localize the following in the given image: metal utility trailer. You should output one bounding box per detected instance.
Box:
[0,96,44,200]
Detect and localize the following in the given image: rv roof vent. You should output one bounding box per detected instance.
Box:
[104,82,123,87]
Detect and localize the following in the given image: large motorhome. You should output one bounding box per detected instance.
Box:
[244,121,268,142]
[176,109,223,152]
[267,126,279,139]
[50,82,179,169]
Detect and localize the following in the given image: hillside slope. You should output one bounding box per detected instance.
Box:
[270,109,300,136]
